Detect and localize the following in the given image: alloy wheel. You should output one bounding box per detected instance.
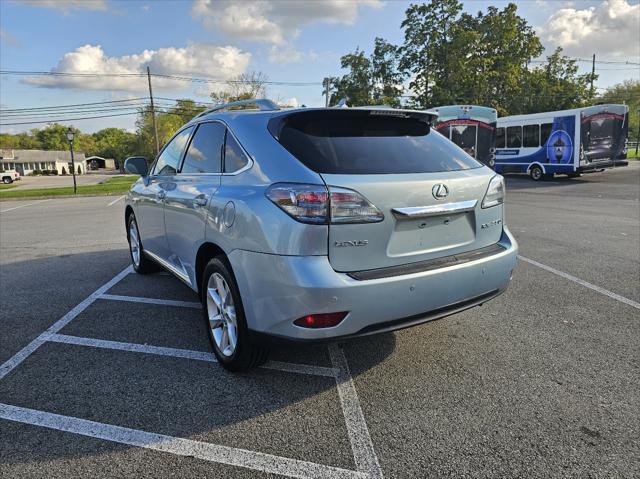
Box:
[206,273,238,357]
[129,221,141,267]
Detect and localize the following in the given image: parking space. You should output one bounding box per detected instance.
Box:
[1,163,638,478]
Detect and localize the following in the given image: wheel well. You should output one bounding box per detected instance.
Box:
[195,242,227,295]
[528,162,545,173]
[124,205,134,235]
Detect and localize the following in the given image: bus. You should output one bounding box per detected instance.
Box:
[432,105,498,168]
[494,104,629,181]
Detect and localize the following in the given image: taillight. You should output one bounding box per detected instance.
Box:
[481,175,505,209]
[293,312,348,328]
[266,183,383,224]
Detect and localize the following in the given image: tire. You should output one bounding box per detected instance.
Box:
[126,213,158,274]
[529,165,544,181]
[487,158,496,169]
[201,257,269,371]
[2,177,12,184]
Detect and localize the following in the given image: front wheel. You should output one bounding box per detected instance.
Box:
[529,165,544,181]
[202,257,269,371]
[2,177,12,184]
[127,213,158,274]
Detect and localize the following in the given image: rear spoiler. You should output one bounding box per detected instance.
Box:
[268,107,439,141]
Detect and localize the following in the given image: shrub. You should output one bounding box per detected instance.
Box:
[61,167,67,175]
[32,169,42,175]
[77,165,82,174]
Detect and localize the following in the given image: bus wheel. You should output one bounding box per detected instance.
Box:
[529,165,544,181]
[487,158,496,169]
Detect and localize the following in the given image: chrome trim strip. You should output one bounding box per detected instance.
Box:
[144,250,192,287]
[392,199,477,218]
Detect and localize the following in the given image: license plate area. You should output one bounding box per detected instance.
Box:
[387,212,476,257]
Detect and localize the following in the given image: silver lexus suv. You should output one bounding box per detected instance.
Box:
[124,99,518,371]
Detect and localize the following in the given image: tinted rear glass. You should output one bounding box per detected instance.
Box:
[273,111,482,174]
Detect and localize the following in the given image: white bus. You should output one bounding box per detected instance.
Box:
[494,104,629,181]
[432,105,498,168]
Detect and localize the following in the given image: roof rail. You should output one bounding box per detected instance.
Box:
[195,98,280,119]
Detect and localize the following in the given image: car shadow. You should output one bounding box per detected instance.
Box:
[0,249,396,467]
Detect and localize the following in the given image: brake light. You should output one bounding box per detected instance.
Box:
[293,312,348,328]
[266,183,383,224]
[481,175,505,208]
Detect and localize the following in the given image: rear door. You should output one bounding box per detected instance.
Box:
[274,110,504,272]
[163,121,224,287]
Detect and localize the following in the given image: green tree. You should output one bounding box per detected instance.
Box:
[93,127,138,164]
[35,124,79,150]
[330,47,372,106]
[371,38,404,107]
[399,0,463,108]
[519,48,596,114]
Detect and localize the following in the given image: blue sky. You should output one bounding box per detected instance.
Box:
[1,0,639,133]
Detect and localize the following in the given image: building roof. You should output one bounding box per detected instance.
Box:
[0,149,86,163]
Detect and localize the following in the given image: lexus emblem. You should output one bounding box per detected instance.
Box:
[432,184,449,200]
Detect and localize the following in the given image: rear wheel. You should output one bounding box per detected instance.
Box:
[202,257,269,371]
[127,213,158,274]
[529,165,544,181]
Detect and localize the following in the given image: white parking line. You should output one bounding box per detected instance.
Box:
[47,333,340,378]
[0,266,133,381]
[48,334,215,362]
[519,255,640,310]
[100,293,201,309]
[0,199,52,213]
[0,403,367,479]
[329,344,384,479]
[106,195,125,207]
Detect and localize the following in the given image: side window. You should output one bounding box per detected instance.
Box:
[181,122,225,174]
[523,124,540,148]
[224,131,249,173]
[506,126,522,148]
[540,123,553,146]
[153,127,193,176]
[496,127,506,148]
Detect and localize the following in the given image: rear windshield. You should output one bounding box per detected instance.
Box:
[272,111,482,174]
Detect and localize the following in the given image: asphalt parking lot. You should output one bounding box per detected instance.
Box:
[1,163,639,478]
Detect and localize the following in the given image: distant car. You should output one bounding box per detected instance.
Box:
[1,170,21,184]
[124,99,518,371]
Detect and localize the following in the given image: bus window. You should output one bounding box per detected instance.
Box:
[496,127,506,148]
[523,124,539,147]
[437,124,451,139]
[451,124,477,158]
[588,118,615,141]
[507,126,522,148]
[540,123,552,145]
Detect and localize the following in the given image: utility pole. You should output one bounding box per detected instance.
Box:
[590,53,596,99]
[147,66,160,156]
[323,77,330,107]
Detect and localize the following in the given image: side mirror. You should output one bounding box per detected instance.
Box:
[124,156,149,177]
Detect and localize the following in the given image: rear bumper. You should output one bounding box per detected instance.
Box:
[229,228,518,341]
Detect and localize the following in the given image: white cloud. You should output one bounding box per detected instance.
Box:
[0,28,21,47]
[267,44,303,64]
[538,0,640,58]
[22,44,251,92]
[192,0,382,45]
[22,0,108,12]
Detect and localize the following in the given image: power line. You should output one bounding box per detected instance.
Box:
[0,70,323,86]
[0,111,140,126]
[0,97,150,113]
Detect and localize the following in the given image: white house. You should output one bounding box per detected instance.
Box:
[0,149,88,175]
